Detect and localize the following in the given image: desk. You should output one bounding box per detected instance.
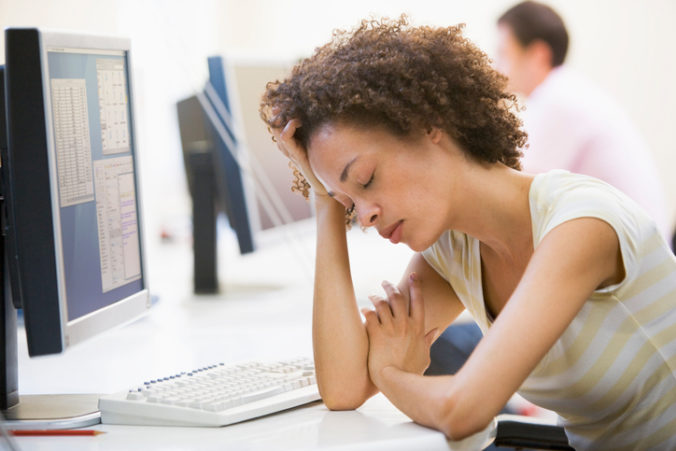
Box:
[9,225,497,450]
[7,395,495,450]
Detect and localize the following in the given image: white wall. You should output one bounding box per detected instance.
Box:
[1,0,674,238]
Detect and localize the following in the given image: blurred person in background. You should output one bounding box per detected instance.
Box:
[495,1,671,240]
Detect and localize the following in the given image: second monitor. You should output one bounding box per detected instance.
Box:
[177,56,312,293]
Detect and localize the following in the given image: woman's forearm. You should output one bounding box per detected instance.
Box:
[375,367,492,441]
[312,197,377,409]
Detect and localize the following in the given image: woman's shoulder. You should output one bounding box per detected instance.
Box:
[529,169,663,285]
[531,169,613,198]
[529,169,647,223]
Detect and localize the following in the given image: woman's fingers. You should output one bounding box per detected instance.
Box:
[361,308,378,332]
[268,118,330,198]
[369,295,393,327]
[272,120,302,159]
[425,328,439,348]
[381,280,407,319]
[267,117,300,155]
[280,119,306,160]
[281,118,301,141]
[268,126,287,155]
[408,273,425,328]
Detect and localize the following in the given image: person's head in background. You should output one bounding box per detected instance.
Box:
[495,1,569,97]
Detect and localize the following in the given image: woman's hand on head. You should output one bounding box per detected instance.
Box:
[361,274,438,387]
[269,118,329,199]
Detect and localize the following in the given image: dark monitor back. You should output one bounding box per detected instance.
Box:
[4,30,62,354]
[176,95,220,210]
[176,93,254,255]
[175,55,257,256]
[0,66,23,312]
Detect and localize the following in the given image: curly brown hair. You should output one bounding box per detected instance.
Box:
[261,15,526,179]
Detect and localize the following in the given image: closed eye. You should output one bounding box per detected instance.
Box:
[363,173,374,189]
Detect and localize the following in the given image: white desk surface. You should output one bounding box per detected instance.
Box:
[8,223,497,450]
[7,395,495,451]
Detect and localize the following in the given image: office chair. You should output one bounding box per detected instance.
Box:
[494,419,574,450]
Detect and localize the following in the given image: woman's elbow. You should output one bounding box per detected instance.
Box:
[319,384,373,411]
[440,415,493,442]
[322,395,364,411]
[436,394,494,441]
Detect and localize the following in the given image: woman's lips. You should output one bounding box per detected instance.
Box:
[389,221,404,244]
[381,220,404,244]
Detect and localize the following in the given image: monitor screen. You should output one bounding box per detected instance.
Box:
[47,46,143,321]
[2,29,149,360]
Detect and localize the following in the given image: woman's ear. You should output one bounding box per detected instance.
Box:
[427,127,443,144]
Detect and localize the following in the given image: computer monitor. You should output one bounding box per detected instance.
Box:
[176,60,256,293]
[176,56,315,293]
[1,28,150,428]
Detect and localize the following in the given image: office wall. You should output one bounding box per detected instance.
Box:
[1,0,675,237]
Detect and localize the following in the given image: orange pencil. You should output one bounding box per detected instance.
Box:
[10,429,104,436]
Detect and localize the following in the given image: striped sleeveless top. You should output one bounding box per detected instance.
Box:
[422,170,676,450]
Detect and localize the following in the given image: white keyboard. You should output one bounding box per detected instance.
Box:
[98,357,321,427]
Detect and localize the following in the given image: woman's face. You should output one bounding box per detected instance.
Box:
[307,122,464,252]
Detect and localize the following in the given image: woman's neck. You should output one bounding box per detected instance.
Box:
[450,164,534,261]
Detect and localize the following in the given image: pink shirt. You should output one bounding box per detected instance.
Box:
[520,67,670,238]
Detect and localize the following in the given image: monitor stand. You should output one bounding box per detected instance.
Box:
[1,208,100,430]
[2,395,101,430]
[188,148,218,294]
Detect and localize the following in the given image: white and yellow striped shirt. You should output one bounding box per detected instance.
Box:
[422,170,676,450]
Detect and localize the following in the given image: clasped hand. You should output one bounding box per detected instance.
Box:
[361,274,438,388]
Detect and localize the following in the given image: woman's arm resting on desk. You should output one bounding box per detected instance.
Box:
[272,121,373,410]
[314,220,464,409]
[365,217,623,440]
[312,196,377,409]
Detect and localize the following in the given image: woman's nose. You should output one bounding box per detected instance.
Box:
[357,201,379,227]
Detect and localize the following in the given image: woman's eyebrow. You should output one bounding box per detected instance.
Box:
[340,157,358,182]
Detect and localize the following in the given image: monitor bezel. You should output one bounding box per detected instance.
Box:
[37,29,150,350]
